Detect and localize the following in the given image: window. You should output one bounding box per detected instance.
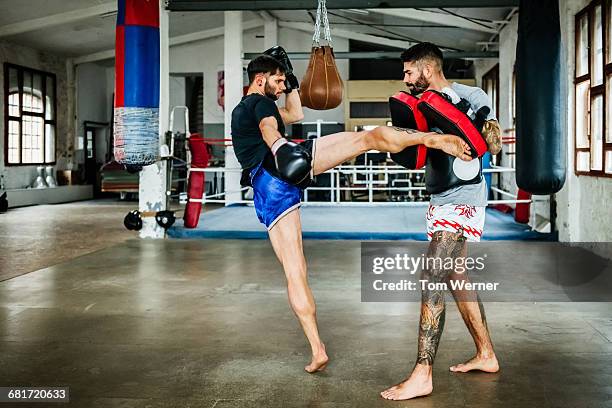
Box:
[482,64,499,120]
[504,69,517,170]
[575,1,612,176]
[349,102,390,118]
[482,64,501,165]
[86,130,94,159]
[3,63,56,165]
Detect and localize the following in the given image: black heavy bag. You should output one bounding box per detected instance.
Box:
[515,0,566,194]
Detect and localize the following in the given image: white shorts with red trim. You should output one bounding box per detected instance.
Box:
[426,204,485,242]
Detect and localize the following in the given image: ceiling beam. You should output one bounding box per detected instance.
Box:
[0,2,117,38]
[74,19,264,65]
[279,21,415,50]
[73,49,116,65]
[244,50,499,59]
[366,9,498,34]
[167,1,520,11]
[170,19,263,46]
[481,7,517,51]
[258,11,277,22]
[278,21,479,54]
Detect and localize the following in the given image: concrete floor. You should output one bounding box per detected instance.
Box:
[0,200,218,281]
[1,201,611,407]
[0,200,134,281]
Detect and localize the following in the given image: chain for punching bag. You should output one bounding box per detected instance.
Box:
[312,0,333,47]
[300,0,344,110]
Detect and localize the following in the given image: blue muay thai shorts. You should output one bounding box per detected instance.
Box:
[248,139,316,230]
[250,162,303,230]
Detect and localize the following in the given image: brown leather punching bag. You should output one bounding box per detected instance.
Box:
[300,0,343,110]
[300,45,343,110]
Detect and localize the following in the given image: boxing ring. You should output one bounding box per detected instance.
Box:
[167,158,550,241]
[182,164,532,206]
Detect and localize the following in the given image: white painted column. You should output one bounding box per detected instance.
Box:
[262,13,278,50]
[139,1,169,239]
[224,11,243,204]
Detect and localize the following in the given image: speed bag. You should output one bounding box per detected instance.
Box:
[300,46,343,110]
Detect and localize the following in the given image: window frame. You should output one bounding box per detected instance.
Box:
[574,0,612,177]
[3,62,57,166]
[481,64,500,120]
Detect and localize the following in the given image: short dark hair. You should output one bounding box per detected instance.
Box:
[247,55,285,83]
[400,42,443,71]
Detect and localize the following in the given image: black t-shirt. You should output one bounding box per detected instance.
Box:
[231,94,285,171]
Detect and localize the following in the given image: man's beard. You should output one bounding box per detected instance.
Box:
[406,73,429,96]
[264,82,279,100]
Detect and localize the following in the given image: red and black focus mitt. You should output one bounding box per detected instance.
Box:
[388,91,429,169]
[417,90,490,159]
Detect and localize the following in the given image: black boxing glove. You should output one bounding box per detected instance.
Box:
[441,91,491,133]
[271,138,311,185]
[472,106,490,132]
[264,46,299,94]
[284,72,300,94]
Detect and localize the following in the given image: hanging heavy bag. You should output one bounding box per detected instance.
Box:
[300,0,343,110]
[515,0,565,194]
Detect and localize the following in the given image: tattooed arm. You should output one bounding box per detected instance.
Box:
[482,120,502,155]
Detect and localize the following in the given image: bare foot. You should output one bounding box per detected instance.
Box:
[305,344,329,373]
[380,366,433,401]
[425,134,472,161]
[450,354,499,373]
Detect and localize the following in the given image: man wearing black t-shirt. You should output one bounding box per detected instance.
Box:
[231,49,472,373]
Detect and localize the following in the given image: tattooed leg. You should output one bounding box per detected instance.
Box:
[381,230,465,401]
[384,127,472,160]
[311,127,428,175]
[312,126,472,175]
[416,230,466,365]
[448,269,499,373]
[365,126,428,154]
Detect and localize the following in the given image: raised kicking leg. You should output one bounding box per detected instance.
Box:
[381,230,464,401]
[447,269,499,373]
[268,209,328,373]
[311,126,471,176]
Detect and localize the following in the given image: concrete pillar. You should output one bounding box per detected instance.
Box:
[224,11,243,204]
[263,14,278,49]
[139,1,169,239]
